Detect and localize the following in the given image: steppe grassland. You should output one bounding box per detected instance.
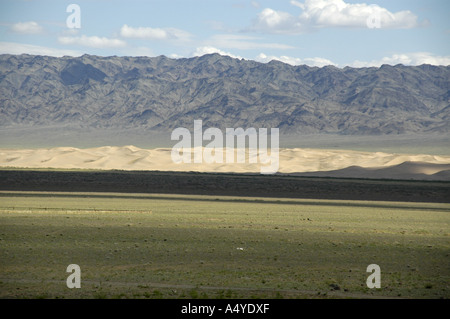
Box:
[0,192,448,298]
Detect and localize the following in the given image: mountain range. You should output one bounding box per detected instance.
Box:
[1,53,449,135]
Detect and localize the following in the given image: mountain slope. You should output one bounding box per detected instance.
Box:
[1,53,449,135]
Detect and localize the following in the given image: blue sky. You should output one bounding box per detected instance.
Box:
[0,0,449,67]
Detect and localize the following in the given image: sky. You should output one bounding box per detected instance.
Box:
[0,0,449,67]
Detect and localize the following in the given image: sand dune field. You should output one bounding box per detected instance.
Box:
[1,146,450,180]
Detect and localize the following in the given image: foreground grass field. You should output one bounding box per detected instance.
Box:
[0,191,448,299]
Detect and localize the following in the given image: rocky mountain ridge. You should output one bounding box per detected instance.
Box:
[1,53,449,135]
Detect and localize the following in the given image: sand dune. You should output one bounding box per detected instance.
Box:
[1,146,450,180]
[294,162,450,181]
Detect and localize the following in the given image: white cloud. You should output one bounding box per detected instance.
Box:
[192,46,242,59]
[303,57,337,67]
[0,42,82,57]
[351,53,450,67]
[120,24,192,41]
[290,1,305,9]
[168,53,183,59]
[300,0,418,29]
[252,0,419,33]
[10,21,44,34]
[58,35,126,48]
[256,53,336,67]
[251,1,261,9]
[254,8,299,33]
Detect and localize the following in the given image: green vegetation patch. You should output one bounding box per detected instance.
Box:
[0,191,448,299]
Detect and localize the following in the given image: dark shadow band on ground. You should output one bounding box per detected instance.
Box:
[1,169,449,204]
[1,191,449,211]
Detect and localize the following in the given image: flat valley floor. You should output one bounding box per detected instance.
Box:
[0,170,449,299]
